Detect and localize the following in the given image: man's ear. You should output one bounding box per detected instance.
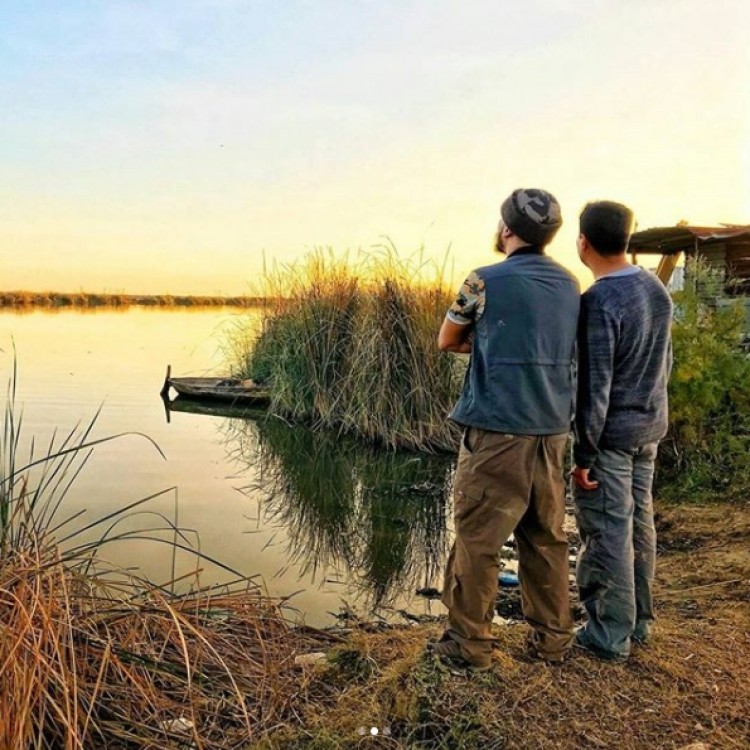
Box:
[578,233,591,253]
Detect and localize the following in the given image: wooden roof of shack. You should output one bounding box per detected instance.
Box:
[629,225,750,255]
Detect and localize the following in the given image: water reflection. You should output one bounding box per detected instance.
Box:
[222,413,453,610]
[5,303,457,623]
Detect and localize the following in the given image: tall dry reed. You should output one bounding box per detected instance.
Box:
[229,248,464,452]
[0,370,320,749]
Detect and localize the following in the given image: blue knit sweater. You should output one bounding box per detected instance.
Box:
[573,267,673,468]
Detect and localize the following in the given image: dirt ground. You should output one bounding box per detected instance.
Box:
[257,501,750,750]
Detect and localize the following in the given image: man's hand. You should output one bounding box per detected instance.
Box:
[571,466,599,491]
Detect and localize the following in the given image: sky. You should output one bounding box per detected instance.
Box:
[1,0,749,295]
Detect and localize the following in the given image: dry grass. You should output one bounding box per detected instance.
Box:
[0,375,324,749]
[5,521,748,750]
[268,612,749,750]
[252,502,750,750]
[0,542,326,749]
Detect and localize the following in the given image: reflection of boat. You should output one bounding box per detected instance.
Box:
[166,396,267,420]
[160,365,270,405]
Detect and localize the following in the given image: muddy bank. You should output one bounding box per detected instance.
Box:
[5,499,746,749]
[271,501,750,750]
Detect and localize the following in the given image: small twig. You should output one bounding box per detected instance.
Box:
[676,578,744,592]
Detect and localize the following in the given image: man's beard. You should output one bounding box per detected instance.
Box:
[494,230,506,255]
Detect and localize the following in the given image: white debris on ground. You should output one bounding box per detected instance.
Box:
[294,652,327,666]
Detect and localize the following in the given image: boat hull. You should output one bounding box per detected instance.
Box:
[167,377,270,404]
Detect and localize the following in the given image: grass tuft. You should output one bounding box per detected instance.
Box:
[228,247,464,452]
[0,367,320,748]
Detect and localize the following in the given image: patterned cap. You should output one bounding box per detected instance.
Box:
[501,188,562,247]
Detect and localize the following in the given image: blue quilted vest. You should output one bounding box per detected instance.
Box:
[450,253,580,435]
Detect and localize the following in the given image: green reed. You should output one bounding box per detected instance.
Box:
[228,248,465,452]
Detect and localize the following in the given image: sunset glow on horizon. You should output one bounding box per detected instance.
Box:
[2,1,749,296]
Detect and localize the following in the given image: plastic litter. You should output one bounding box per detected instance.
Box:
[498,570,519,586]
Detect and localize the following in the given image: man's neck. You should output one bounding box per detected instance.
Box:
[506,242,542,257]
[588,254,632,280]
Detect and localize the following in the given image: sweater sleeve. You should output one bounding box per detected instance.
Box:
[573,293,618,468]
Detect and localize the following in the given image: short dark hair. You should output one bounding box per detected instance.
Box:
[579,201,634,256]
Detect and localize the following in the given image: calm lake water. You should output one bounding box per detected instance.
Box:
[1,307,453,626]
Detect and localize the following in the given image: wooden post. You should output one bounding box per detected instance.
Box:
[655,252,681,286]
[162,393,172,424]
[160,364,172,399]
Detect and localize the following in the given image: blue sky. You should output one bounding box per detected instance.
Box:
[2,1,749,294]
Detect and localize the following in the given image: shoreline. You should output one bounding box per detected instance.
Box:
[3,491,748,747]
[261,501,750,749]
[0,291,265,309]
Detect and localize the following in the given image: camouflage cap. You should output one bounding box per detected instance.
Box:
[501,188,562,247]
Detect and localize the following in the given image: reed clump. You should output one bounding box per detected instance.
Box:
[0,382,319,749]
[1,550,313,749]
[231,249,464,452]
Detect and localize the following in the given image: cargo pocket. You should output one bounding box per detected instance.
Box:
[453,480,486,525]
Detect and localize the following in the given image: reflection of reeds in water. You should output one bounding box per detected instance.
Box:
[354,454,449,605]
[228,248,465,451]
[1,370,312,748]
[230,417,358,578]
[224,414,453,609]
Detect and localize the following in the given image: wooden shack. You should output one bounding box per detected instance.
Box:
[628,224,750,341]
[628,224,750,293]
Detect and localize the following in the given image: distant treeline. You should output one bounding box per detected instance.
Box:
[0,291,265,309]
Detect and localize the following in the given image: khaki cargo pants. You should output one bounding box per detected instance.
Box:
[441,427,573,665]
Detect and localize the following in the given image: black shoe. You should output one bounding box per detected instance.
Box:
[632,622,652,646]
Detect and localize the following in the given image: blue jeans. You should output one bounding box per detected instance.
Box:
[574,443,658,658]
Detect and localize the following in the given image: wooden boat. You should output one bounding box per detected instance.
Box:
[160,366,270,405]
